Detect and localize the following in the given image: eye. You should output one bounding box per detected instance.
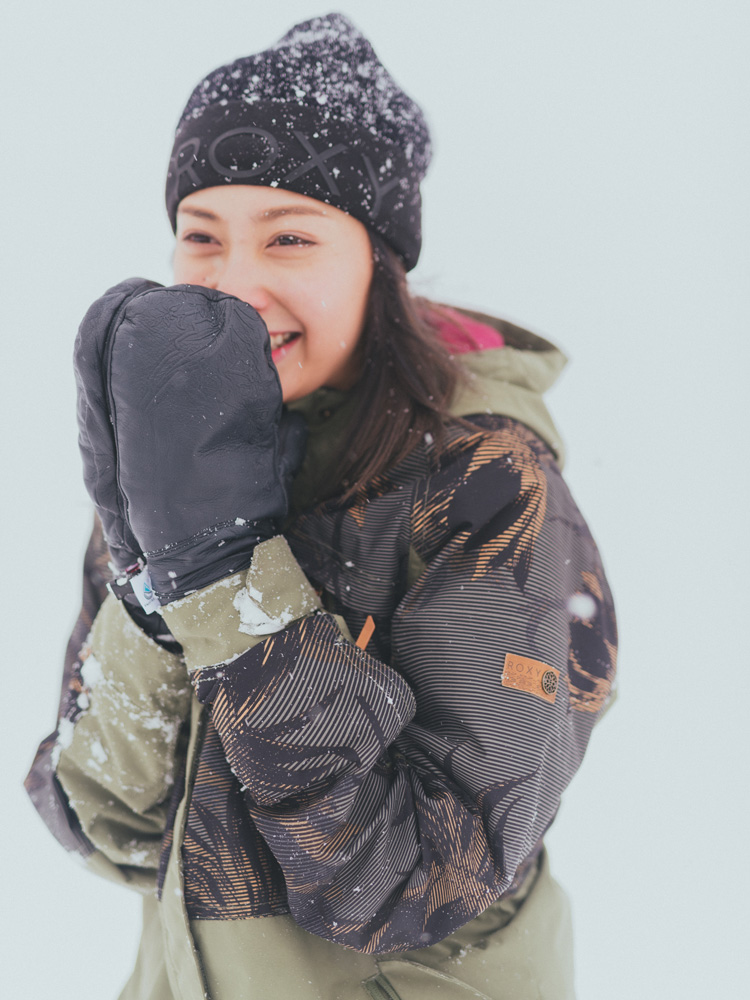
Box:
[182,232,217,244]
[271,233,314,247]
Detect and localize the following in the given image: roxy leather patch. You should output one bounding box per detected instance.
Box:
[502,653,559,704]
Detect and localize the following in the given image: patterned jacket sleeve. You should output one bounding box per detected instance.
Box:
[169,416,617,953]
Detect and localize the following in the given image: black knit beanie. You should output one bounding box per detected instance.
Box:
[165,13,431,270]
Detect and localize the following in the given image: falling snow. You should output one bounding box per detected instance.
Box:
[567,592,598,620]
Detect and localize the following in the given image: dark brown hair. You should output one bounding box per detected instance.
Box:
[333,237,465,501]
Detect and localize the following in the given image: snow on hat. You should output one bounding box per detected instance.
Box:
[165,12,432,270]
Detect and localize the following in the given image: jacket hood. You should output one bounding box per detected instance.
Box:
[448,307,567,466]
[288,307,567,512]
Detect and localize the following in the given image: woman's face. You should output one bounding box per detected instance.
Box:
[173,185,374,402]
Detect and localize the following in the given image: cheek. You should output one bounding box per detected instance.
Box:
[172,249,198,284]
[312,258,372,341]
[289,272,364,340]
[172,244,219,287]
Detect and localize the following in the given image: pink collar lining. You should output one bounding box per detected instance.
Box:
[431,307,505,354]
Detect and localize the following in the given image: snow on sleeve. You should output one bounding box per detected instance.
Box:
[162,536,322,671]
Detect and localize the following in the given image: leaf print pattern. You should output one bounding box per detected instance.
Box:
[182,718,288,919]
[175,415,616,952]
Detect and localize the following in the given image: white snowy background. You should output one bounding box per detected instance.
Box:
[2,1,748,996]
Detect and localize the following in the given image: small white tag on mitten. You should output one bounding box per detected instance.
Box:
[130,568,161,615]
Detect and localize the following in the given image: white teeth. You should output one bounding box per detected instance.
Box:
[270,332,298,350]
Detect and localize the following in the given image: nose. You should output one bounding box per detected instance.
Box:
[211,250,273,313]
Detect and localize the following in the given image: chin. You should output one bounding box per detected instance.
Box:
[279,379,306,404]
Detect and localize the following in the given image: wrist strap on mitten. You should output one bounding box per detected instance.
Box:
[107,562,160,615]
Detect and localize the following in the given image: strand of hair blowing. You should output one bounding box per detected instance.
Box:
[333,237,463,502]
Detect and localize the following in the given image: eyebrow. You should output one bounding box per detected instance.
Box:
[177,204,328,223]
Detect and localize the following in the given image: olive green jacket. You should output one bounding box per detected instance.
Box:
[26,314,615,999]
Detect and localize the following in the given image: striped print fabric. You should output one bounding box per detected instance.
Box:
[182,415,616,953]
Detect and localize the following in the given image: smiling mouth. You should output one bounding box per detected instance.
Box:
[269,331,301,351]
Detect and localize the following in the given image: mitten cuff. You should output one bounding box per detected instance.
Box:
[161,536,321,671]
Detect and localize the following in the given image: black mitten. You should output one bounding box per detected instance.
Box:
[76,282,306,603]
[74,277,162,572]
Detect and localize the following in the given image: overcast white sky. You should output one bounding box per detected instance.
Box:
[2,2,748,997]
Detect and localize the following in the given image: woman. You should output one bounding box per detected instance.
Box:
[26,13,617,999]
